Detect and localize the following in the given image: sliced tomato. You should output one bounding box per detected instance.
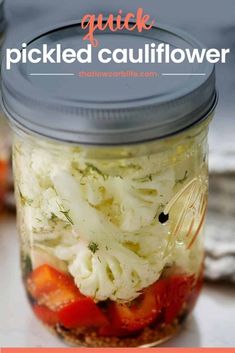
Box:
[154,274,195,325]
[33,304,59,326]
[100,285,159,336]
[27,265,83,310]
[58,298,108,329]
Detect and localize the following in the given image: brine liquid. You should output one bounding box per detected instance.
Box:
[15,120,209,347]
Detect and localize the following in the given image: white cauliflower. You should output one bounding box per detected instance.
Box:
[14,138,204,303]
[104,170,174,232]
[52,171,170,301]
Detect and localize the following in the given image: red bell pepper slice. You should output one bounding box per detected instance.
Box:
[27,265,83,310]
[33,304,59,326]
[100,285,159,336]
[58,298,108,329]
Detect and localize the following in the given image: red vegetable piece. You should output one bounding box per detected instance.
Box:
[154,274,196,325]
[0,160,8,204]
[58,298,108,329]
[100,285,159,336]
[33,304,59,326]
[187,269,204,311]
[27,265,83,310]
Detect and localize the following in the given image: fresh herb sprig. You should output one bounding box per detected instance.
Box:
[88,242,99,254]
[57,202,74,225]
[19,189,33,206]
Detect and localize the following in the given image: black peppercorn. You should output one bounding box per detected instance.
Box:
[158,212,169,224]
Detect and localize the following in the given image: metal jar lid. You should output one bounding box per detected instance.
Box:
[1,21,217,145]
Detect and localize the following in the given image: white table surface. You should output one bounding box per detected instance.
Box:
[0,214,235,348]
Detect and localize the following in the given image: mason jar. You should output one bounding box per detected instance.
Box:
[0,0,8,210]
[1,22,217,347]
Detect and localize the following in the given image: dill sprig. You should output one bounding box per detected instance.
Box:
[19,189,33,206]
[60,209,74,225]
[88,242,99,254]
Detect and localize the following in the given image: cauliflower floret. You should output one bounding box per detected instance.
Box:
[22,186,71,235]
[105,170,175,232]
[69,160,175,232]
[40,187,64,220]
[23,205,70,241]
[52,171,170,302]
[31,149,55,178]
[14,146,41,202]
[24,206,50,233]
[55,241,159,301]
[81,178,106,207]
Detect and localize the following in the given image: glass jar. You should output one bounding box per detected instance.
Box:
[1,22,217,347]
[0,119,9,210]
[0,0,9,210]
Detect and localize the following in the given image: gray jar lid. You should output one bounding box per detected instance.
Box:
[1,21,217,145]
